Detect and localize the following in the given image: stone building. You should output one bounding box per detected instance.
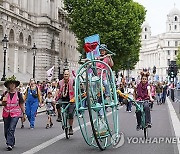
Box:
[131,7,180,81]
[0,0,80,82]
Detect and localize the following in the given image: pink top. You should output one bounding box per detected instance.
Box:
[2,92,22,118]
[96,57,112,80]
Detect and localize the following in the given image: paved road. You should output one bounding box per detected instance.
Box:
[0,99,178,154]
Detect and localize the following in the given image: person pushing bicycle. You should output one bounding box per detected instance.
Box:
[133,70,154,131]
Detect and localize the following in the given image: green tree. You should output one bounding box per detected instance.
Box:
[64,0,146,70]
[176,46,180,68]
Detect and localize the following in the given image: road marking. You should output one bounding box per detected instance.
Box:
[167,98,180,153]
[23,106,122,154]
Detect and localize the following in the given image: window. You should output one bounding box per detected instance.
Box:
[167,59,170,65]
[168,41,170,46]
[175,50,177,55]
[167,50,170,55]
[175,41,178,47]
[145,27,147,31]
[169,25,171,31]
[145,35,147,39]
[175,25,177,30]
[175,16,178,21]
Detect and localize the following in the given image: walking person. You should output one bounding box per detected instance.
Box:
[161,81,168,104]
[149,82,156,110]
[24,78,42,129]
[0,76,26,151]
[155,82,163,105]
[44,91,54,129]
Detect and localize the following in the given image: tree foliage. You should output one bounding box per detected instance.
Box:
[64,0,146,70]
[176,46,180,69]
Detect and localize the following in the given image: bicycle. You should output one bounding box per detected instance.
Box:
[117,90,150,139]
[75,34,119,150]
[60,101,71,139]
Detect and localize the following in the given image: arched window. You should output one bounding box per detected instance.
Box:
[51,39,55,50]
[0,25,3,40]
[19,32,23,44]
[175,25,177,30]
[175,16,178,21]
[27,35,31,46]
[144,27,147,31]
[9,29,15,42]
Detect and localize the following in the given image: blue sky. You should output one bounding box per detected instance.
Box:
[134,0,180,35]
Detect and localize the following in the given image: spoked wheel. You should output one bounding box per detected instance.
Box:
[86,68,105,151]
[61,112,70,139]
[75,60,119,150]
[144,127,148,140]
[65,127,70,139]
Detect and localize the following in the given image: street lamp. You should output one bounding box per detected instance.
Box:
[1,34,9,81]
[32,43,37,79]
[64,58,69,70]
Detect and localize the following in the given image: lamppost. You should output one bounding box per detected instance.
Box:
[32,43,37,79]
[64,58,69,71]
[1,34,9,81]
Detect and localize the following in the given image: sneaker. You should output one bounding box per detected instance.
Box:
[56,116,62,122]
[7,145,12,151]
[136,125,141,131]
[146,123,152,128]
[50,123,53,128]
[46,124,50,129]
[68,127,73,135]
[21,124,24,129]
[129,111,132,113]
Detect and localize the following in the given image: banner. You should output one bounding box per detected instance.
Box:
[47,66,54,81]
[84,34,100,59]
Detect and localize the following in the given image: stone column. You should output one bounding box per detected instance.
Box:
[14,47,18,73]
[23,50,27,74]
[41,0,50,16]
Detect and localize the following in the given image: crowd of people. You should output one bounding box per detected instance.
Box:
[0,43,171,151]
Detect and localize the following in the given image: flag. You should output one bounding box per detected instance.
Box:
[47,66,54,81]
[84,34,100,59]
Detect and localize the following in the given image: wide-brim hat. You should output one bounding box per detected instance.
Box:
[99,44,107,50]
[4,75,20,88]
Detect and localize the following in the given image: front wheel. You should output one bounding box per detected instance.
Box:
[143,128,148,140]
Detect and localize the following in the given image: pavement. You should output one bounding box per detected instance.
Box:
[0,106,46,122]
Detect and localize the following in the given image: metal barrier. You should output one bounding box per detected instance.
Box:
[173,89,180,114]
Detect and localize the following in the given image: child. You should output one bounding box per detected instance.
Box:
[44,91,54,129]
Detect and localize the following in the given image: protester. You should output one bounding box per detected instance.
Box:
[0,75,26,151]
[44,91,54,129]
[56,69,75,135]
[24,78,42,129]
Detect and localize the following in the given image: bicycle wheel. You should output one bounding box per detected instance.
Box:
[144,127,148,140]
[86,68,105,151]
[61,107,70,139]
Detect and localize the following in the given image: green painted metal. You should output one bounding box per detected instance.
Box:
[75,56,119,150]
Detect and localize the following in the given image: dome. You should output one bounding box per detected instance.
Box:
[168,7,180,16]
[142,21,150,27]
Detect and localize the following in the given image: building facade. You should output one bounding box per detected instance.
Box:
[0,0,80,82]
[131,7,180,81]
